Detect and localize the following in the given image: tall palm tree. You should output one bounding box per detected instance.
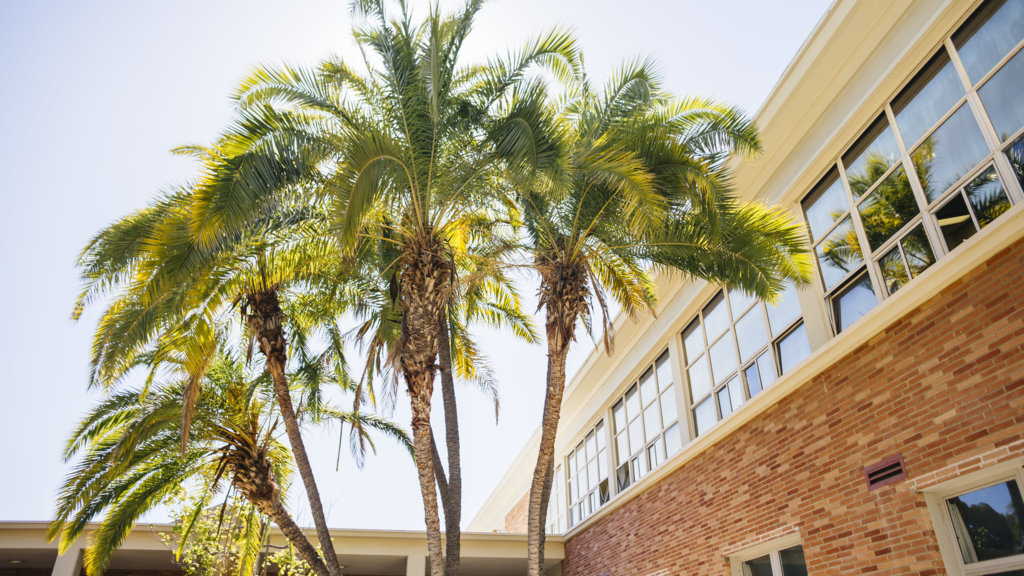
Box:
[505,60,813,576]
[183,2,579,572]
[49,350,410,576]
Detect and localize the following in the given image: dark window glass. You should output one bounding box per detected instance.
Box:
[980,48,1024,141]
[780,545,809,576]
[858,165,920,251]
[893,49,967,148]
[965,166,1013,227]
[742,555,774,576]
[777,323,811,375]
[902,225,935,278]
[879,245,910,296]
[843,116,902,198]
[744,362,763,398]
[986,570,1024,576]
[803,168,850,242]
[912,105,991,203]
[833,273,878,333]
[1007,135,1024,189]
[599,479,610,505]
[953,0,1024,84]
[936,193,979,251]
[947,480,1024,563]
[816,216,864,290]
[766,281,801,337]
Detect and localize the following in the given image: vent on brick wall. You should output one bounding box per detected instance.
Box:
[864,453,907,490]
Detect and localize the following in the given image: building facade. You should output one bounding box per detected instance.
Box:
[469,0,1024,574]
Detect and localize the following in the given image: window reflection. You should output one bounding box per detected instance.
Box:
[965,166,1012,226]
[911,105,991,203]
[980,48,1024,140]
[857,165,920,251]
[777,323,810,375]
[735,308,768,361]
[893,48,966,148]
[953,0,1024,84]
[843,116,902,198]
[779,546,809,576]
[902,225,935,278]
[766,281,802,337]
[803,168,849,242]
[936,193,978,250]
[816,216,863,290]
[879,245,909,295]
[742,555,773,576]
[832,273,878,333]
[947,480,1024,563]
[1007,136,1024,189]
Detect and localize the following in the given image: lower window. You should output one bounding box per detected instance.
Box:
[730,537,808,576]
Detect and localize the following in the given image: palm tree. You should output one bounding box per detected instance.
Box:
[49,350,410,576]
[73,181,366,576]
[504,60,813,576]
[182,2,579,572]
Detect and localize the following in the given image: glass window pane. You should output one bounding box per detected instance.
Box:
[745,362,763,398]
[682,318,705,364]
[656,351,673,391]
[625,384,640,421]
[718,387,733,418]
[688,356,712,402]
[778,323,811,374]
[616,433,630,467]
[757,352,777,387]
[568,476,577,502]
[694,397,717,436]
[643,404,662,441]
[735,308,769,361]
[954,0,1024,83]
[633,453,648,481]
[858,165,920,251]
[803,168,850,242]
[568,504,577,528]
[816,216,864,290]
[612,400,626,433]
[664,422,682,455]
[727,377,745,412]
[628,418,644,456]
[741,555,774,576]
[912,105,991,203]
[596,421,606,451]
[639,367,657,407]
[780,545,809,576]
[598,450,608,481]
[879,244,910,296]
[980,48,1024,141]
[660,386,678,426]
[577,440,587,466]
[709,332,739,383]
[729,288,757,317]
[586,431,596,461]
[901,225,936,278]
[947,480,1024,563]
[843,116,902,198]
[587,459,599,491]
[615,462,630,492]
[556,466,564,493]
[568,449,577,475]
[893,49,967,148]
[647,443,660,470]
[1007,135,1024,190]
[703,292,730,341]
[598,479,610,505]
[766,281,802,337]
[965,166,1013,227]
[936,192,979,251]
[833,273,879,333]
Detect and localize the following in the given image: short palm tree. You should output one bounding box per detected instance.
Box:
[49,350,410,576]
[508,60,813,576]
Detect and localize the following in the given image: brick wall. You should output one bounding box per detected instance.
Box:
[563,239,1024,575]
[504,490,529,533]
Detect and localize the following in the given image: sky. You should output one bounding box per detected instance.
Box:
[0,0,832,532]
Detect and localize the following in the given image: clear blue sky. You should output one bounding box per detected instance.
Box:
[0,0,832,531]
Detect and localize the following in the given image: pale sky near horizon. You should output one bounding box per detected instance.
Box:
[0,0,832,531]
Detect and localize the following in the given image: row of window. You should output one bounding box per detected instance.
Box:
[801,0,1024,334]
[548,0,1024,539]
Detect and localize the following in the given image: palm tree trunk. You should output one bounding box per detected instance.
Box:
[266,501,332,576]
[437,314,461,576]
[398,233,451,576]
[247,290,342,576]
[526,336,570,576]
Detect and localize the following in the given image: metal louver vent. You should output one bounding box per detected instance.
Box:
[864,453,907,490]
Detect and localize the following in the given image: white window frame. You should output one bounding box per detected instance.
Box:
[922,458,1024,576]
[727,533,805,576]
